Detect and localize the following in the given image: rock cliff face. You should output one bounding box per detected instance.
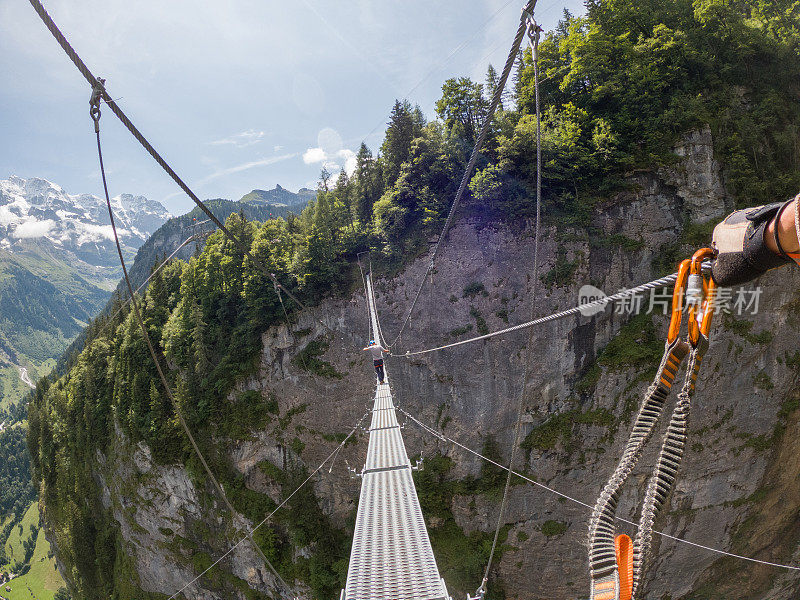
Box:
[76,130,800,600]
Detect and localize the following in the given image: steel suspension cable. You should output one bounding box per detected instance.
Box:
[356,253,372,344]
[27,0,331,335]
[85,231,201,346]
[274,282,314,373]
[480,15,542,594]
[168,409,370,600]
[367,266,390,349]
[360,0,522,144]
[397,407,800,574]
[395,272,685,357]
[75,229,204,362]
[91,107,294,598]
[388,0,537,348]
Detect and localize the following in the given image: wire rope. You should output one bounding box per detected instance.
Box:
[107,229,205,324]
[368,269,390,349]
[168,409,370,600]
[398,408,800,574]
[27,0,332,336]
[356,253,373,344]
[360,0,521,144]
[395,272,685,357]
[481,14,542,594]
[91,105,295,598]
[388,0,538,348]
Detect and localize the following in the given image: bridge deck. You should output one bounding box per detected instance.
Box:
[342,275,449,600]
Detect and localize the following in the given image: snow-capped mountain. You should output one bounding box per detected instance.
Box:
[0,176,171,259]
[0,176,172,407]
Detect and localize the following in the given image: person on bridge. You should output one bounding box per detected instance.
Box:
[363,340,389,385]
[711,194,800,286]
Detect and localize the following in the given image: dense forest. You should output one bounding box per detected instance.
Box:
[55,196,313,377]
[27,1,800,598]
[0,426,35,520]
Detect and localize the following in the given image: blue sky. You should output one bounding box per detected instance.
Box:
[0,0,584,215]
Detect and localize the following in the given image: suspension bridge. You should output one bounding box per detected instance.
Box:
[23,0,800,599]
[342,273,450,600]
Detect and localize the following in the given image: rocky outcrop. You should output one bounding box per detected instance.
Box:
[86,128,800,599]
[93,424,282,599]
[660,123,732,224]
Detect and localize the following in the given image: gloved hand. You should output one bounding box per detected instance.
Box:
[711,201,794,286]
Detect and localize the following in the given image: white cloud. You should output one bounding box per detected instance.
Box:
[12,218,54,239]
[322,161,340,177]
[303,147,327,164]
[196,153,298,186]
[340,149,357,176]
[303,129,357,176]
[75,223,123,245]
[0,206,17,227]
[210,129,266,148]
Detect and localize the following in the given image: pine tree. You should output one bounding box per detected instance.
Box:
[191,301,211,379]
[411,105,426,137]
[511,48,526,104]
[318,167,332,192]
[354,143,378,223]
[313,191,336,241]
[148,380,164,439]
[380,100,416,187]
[435,77,489,144]
[485,64,500,108]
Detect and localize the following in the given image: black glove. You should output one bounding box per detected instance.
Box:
[711,201,793,287]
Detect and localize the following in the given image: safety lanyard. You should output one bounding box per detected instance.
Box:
[588,248,716,600]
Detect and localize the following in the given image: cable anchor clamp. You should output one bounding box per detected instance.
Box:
[269,273,283,293]
[412,454,424,471]
[468,578,488,600]
[344,460,361,480]
[522,9,542,46]
[89,78,106,132]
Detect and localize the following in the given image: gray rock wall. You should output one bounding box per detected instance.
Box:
[88,128,800,599]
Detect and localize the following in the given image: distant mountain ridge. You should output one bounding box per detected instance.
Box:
[1,179,315,393]
[0,176,171,263]
[123,186,315,294]
[0,179,311,599]
[240,184,315,207]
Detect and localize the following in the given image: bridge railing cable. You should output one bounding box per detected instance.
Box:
[394,271,686,357]
[108,227,208,323]
[481,13,542,593]
[91,105,294,597]
[168,409,370,600]
[358,0,521,145]
[398,407,800,573]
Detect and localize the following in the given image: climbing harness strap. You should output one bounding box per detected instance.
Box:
[589,249,716,600]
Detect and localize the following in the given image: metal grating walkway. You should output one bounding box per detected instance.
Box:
[342,275,450,600]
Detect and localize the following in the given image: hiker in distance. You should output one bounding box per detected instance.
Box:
[363,340,389,385]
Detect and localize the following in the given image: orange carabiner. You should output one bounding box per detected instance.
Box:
[667,259,692,344]
[667,248,716,347]
[687,248,716,347]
